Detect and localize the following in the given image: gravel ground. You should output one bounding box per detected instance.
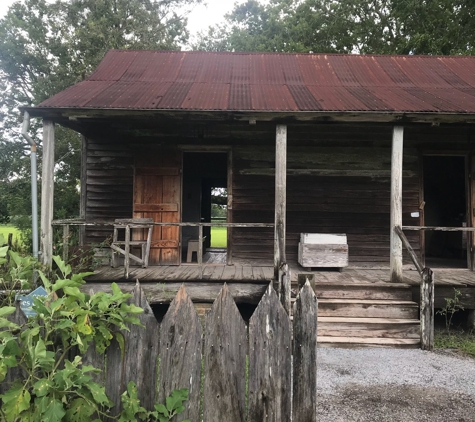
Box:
[317,348,475,421]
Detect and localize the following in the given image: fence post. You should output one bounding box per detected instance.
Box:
[203,284,247,422]
[62,224,69,262]
[249,283,291,421]
[293,281,318,422]
[421,268,434,350]
[159,285,202,422]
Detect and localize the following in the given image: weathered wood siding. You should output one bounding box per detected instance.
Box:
[82,122,474,267]
[85,137,134,244]
[232,125,421,265]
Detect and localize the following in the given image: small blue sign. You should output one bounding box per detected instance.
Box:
[16,287,48,318]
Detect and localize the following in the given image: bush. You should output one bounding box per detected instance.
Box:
[0,255,189,421]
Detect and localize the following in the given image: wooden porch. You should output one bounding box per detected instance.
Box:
[85,265,475,305]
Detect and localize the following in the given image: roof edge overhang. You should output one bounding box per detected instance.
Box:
[21,106,475,125]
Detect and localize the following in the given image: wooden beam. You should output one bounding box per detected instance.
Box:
[394,226,423,275]
[79,135,87,246]
[274,124,287,282]
[227,149,233,265]
[41,120,55,267]
[390,126,404,283]
[420,268,434,351]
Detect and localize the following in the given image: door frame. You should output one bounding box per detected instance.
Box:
[179,146,233,264]
[421,151,471,269]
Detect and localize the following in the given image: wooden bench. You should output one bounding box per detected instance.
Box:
[110,218,154,278]
[298,233,348,269]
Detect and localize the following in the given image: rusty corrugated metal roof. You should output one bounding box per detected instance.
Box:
[37,50,475,114]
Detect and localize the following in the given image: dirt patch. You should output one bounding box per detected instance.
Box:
[318,384,475,422]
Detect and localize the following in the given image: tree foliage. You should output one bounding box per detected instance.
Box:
[0,0,200,232]
[194,0,475,55]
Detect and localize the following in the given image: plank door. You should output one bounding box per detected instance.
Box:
[134,149,181,265]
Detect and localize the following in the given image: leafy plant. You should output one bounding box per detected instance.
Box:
[0,254,190,421]
[437,288,465,332]
[0,255,143,421]
[120,383,190,422]
[0,248,37,307]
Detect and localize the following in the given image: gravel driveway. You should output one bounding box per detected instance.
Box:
[317,348,475,421]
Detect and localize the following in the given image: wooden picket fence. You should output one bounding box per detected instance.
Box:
[2,281,318,421]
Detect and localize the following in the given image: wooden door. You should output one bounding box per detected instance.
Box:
[134,149,181,265]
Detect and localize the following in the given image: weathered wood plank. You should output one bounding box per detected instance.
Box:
[159,285,202,421]
[394,225,423,275]
[390,126,404,282]
[298,244,349,268]
[274,124,287,281]
[41,119,55,267]
[105,282,160,416]
[421,268,434,351]
[203,284,247,422]
[249,284,291,421]
[292,282,318,422]
[122,282,160,410]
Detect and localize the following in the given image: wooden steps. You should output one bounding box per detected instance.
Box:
[312,283,421,348]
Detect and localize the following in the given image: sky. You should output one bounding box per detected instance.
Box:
[0,0,244,35]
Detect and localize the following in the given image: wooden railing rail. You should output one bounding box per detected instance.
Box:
[395,225,434,351]
[52,218,274,272]
[394,226,424,276]
[403,225,474,231]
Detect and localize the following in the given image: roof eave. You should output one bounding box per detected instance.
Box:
[21,106,475,125]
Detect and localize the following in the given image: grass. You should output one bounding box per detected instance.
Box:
[0,225,23,246]
[211,226,227,248]
[435,328,475,357]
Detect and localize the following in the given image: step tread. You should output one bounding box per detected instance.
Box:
[318,299,418,305]
[317,336,420,345]
[318,317,419,324]
[312,282,412,288]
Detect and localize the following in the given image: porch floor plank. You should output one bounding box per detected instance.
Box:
[86,263,475,290]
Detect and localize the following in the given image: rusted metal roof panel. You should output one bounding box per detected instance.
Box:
[299,55,341,86]
[250,84,298,111]
[182,83,230,110]
[139,52,184,83]
[228,84,252,110]
[374,56,414,88]
[157,82,194,109]
[88,50,139,81]
[36,50,475,115]
[306,86,369,111]
[442,57,475,88]
[39,80,116,107]
[370,87,439,112]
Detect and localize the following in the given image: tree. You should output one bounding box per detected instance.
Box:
[0,0,201,235]
[194,0,475,55]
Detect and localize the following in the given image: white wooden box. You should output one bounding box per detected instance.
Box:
[298,233,348,268]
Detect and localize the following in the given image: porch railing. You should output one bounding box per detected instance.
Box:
[51,218,274,266]
[394,226,434,350]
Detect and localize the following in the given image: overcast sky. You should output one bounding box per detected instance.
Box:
[0,0,244,35]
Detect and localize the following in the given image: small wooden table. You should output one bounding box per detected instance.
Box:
[110,218,154,279]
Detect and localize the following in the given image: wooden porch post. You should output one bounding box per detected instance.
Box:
[274,125,290,313]
[41,120,55,268]
[274,124,287,277]
[390,126,404,282]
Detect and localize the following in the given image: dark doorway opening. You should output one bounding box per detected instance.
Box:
[423,156,467,268]
[182,152,228,263]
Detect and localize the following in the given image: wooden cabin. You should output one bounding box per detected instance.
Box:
[25,51,475,347]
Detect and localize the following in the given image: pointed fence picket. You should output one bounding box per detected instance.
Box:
[249,284,292,421]
[159,285,202,422]
[1,281,318,421]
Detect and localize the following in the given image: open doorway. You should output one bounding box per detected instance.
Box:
[423,155,467,268]
[182,152,228,263]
